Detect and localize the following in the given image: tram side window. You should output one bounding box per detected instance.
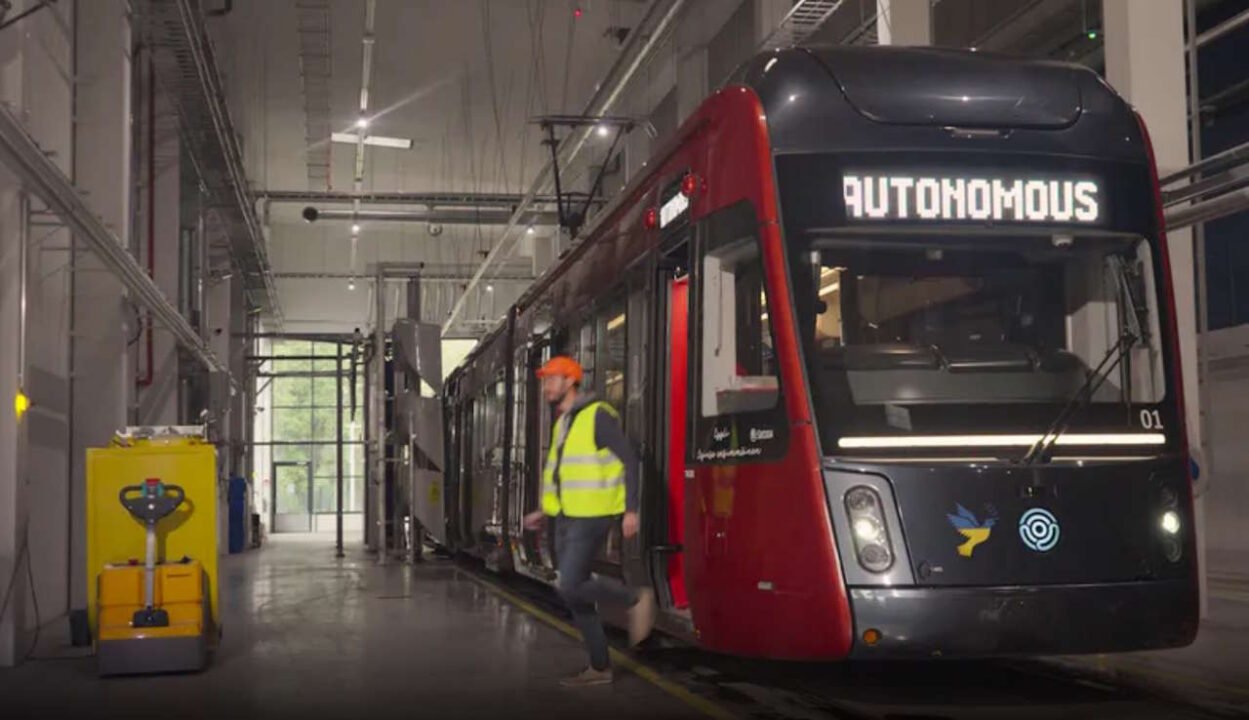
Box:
[488,379,506,462]
[582,321,597,392]
[598,296,628,415]
[564,321,597,392]
[699,202,778,417]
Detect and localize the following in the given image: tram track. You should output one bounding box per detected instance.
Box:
[451,556,1236,720]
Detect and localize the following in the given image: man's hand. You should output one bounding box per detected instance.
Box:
[622,511,640,539]
[523,510,546,531]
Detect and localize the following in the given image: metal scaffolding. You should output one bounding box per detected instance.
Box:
[296,0,333,190]
[0,102,228,376]
[138,0,283,324]
[761,0,850,49]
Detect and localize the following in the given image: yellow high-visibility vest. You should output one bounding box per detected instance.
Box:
[541,402,626,517]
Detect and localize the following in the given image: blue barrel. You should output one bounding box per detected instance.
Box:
[228,477,249,554]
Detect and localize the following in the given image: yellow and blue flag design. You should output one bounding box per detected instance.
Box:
[947,503,996,557]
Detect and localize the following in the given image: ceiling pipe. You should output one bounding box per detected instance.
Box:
[300,207,560,226]
[274,272,537,283]
[1165,187,1249,231]
[0,101,229,376]
[443,0,689,334]
[1191,6,1249,49]
[256,189,571,207]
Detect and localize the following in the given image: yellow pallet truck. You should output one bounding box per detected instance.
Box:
[96,479,210,676]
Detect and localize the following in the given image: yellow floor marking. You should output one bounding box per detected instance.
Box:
[458,568,737,720]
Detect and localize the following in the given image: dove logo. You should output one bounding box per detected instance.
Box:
[947,503,997,558]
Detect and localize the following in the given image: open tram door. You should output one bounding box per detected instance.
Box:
[665,274,690,609]
[652,225,692,612]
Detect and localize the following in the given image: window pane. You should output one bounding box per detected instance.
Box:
[273,340,312,357]
[347,475,364,512]
[701,236,778,417]
[599,299,627,412]
[578,321,596,391]
[270,358,313,375]
[312,376,337,406]
[271,377,312,408]
[272,408,312,441]
[311,406,338,442]
[313,442,339,476]
[312,476,337,513]
[274,444,311,465]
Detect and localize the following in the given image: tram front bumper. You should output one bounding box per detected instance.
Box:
[847,579,1198,658]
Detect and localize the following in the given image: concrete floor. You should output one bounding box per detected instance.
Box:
[1058,571,1249,715]
[3,534,1245,719]
[0,534,701,720]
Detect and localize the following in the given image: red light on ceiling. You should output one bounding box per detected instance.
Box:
[574,6,583,18]
[680,173,701,197]
[644,207,658,230]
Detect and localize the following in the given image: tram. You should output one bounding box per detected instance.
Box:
[440,45,1199,659]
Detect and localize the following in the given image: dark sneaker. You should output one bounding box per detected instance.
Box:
[559,667,613,687]
[628,587,657,646]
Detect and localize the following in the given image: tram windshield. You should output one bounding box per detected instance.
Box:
[783,231,1173,453]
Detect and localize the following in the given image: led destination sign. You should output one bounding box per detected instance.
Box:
[659,191,689,228]
[843,174,1101,224]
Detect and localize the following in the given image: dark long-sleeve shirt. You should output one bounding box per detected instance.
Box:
[552,394,640,513]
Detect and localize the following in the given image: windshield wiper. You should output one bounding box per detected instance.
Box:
[1019,255,1149,466]
[1019,331,1138,465]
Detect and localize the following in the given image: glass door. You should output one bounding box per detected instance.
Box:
[273,461,313,533]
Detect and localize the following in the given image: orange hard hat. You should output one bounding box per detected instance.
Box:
[536,355,583,382]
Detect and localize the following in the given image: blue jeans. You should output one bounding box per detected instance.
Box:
[555,515,638,671]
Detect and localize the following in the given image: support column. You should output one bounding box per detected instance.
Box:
[371,265,386,562]
[0,3,32,671]
[2,1,83,665]
[1103,0,1206,615]
[205,275,241,555]
[136,59,182,427]
[228,279,248,479]
[876,0,933,46]
[69,0,132,612]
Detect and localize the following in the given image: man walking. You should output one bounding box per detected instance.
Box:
[523,355,657,687]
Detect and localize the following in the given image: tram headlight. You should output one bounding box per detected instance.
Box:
[853,517,881,542]
[1158,486,1183,563]
[1160,510,1181,535]
[844,486,894,573]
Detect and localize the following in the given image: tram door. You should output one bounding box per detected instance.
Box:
[666,276,690,608]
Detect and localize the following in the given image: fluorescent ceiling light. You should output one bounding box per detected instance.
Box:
[819,281,840,297]
[837,433,1167,449]
[331,132,414,149]
[607,314,625,331]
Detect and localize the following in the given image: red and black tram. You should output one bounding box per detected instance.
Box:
[441,45,1199,659]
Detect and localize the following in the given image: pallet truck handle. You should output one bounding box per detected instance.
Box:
[119,482,186,524]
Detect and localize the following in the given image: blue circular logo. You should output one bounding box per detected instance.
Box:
[1018,508,1061,552]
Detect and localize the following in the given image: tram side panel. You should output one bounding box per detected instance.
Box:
[678,88,855,660]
